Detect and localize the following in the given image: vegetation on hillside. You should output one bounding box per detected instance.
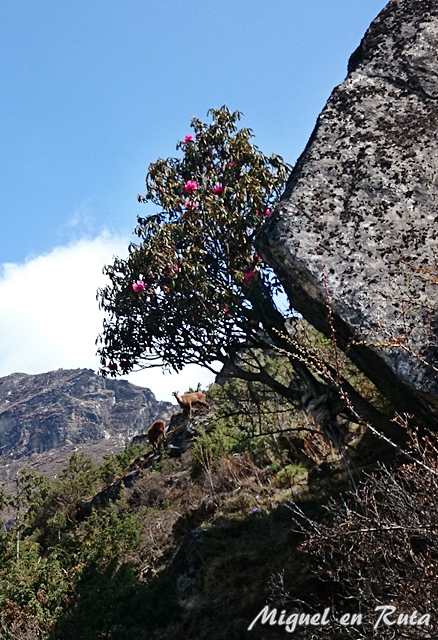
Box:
[0,371,436,639]
[0,371,310,638]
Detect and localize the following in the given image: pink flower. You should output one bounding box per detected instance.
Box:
[184,199,197,210]
[132,280,146,293]
[183,134,194,143]
[223,304,230,315]
[184,180,198,193]
[212,183,224,195]
[225,161,236,169]
[256,207,272,219]
[243,270,257,285]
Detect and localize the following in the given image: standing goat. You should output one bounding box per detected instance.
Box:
[131,419,166,451]
[147,419,166,451]
[172,390,208,417]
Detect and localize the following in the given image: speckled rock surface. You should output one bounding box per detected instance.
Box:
[259,0,438,423]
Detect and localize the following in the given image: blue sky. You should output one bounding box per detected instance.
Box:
[0,0,386,399]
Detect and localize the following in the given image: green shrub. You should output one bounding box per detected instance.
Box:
[274,463,307,488]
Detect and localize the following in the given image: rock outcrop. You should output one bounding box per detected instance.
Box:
[259,0,438,424]
[0,368,174,460]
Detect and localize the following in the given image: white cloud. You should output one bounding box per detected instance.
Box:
[0,233,214,402]
[65,201,95,231]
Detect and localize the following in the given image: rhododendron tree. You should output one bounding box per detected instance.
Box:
[97,107,393,442]
[98,107,289,375]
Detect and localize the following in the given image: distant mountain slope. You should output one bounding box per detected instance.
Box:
[0,368,174,461]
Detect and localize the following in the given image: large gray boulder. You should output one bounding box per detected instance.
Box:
[259,0,438,425]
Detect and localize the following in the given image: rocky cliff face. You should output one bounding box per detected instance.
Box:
[0,368,174,460]
[259,0,438,424]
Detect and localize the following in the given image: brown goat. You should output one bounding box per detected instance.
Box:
[131,432,148,447]
[147,419,166,450]
[172,390,208,417]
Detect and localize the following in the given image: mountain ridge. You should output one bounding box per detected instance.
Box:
[0,368,175,484]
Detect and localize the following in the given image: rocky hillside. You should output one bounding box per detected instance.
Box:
[0,368,174,465]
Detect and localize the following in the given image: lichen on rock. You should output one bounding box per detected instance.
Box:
[259,0,438,424]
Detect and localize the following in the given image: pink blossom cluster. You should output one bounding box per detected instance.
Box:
[132,280,146,293]
[184,199,197,210]
[184,180,225,195]
[212,183,224,195]
[184,180,198,193]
